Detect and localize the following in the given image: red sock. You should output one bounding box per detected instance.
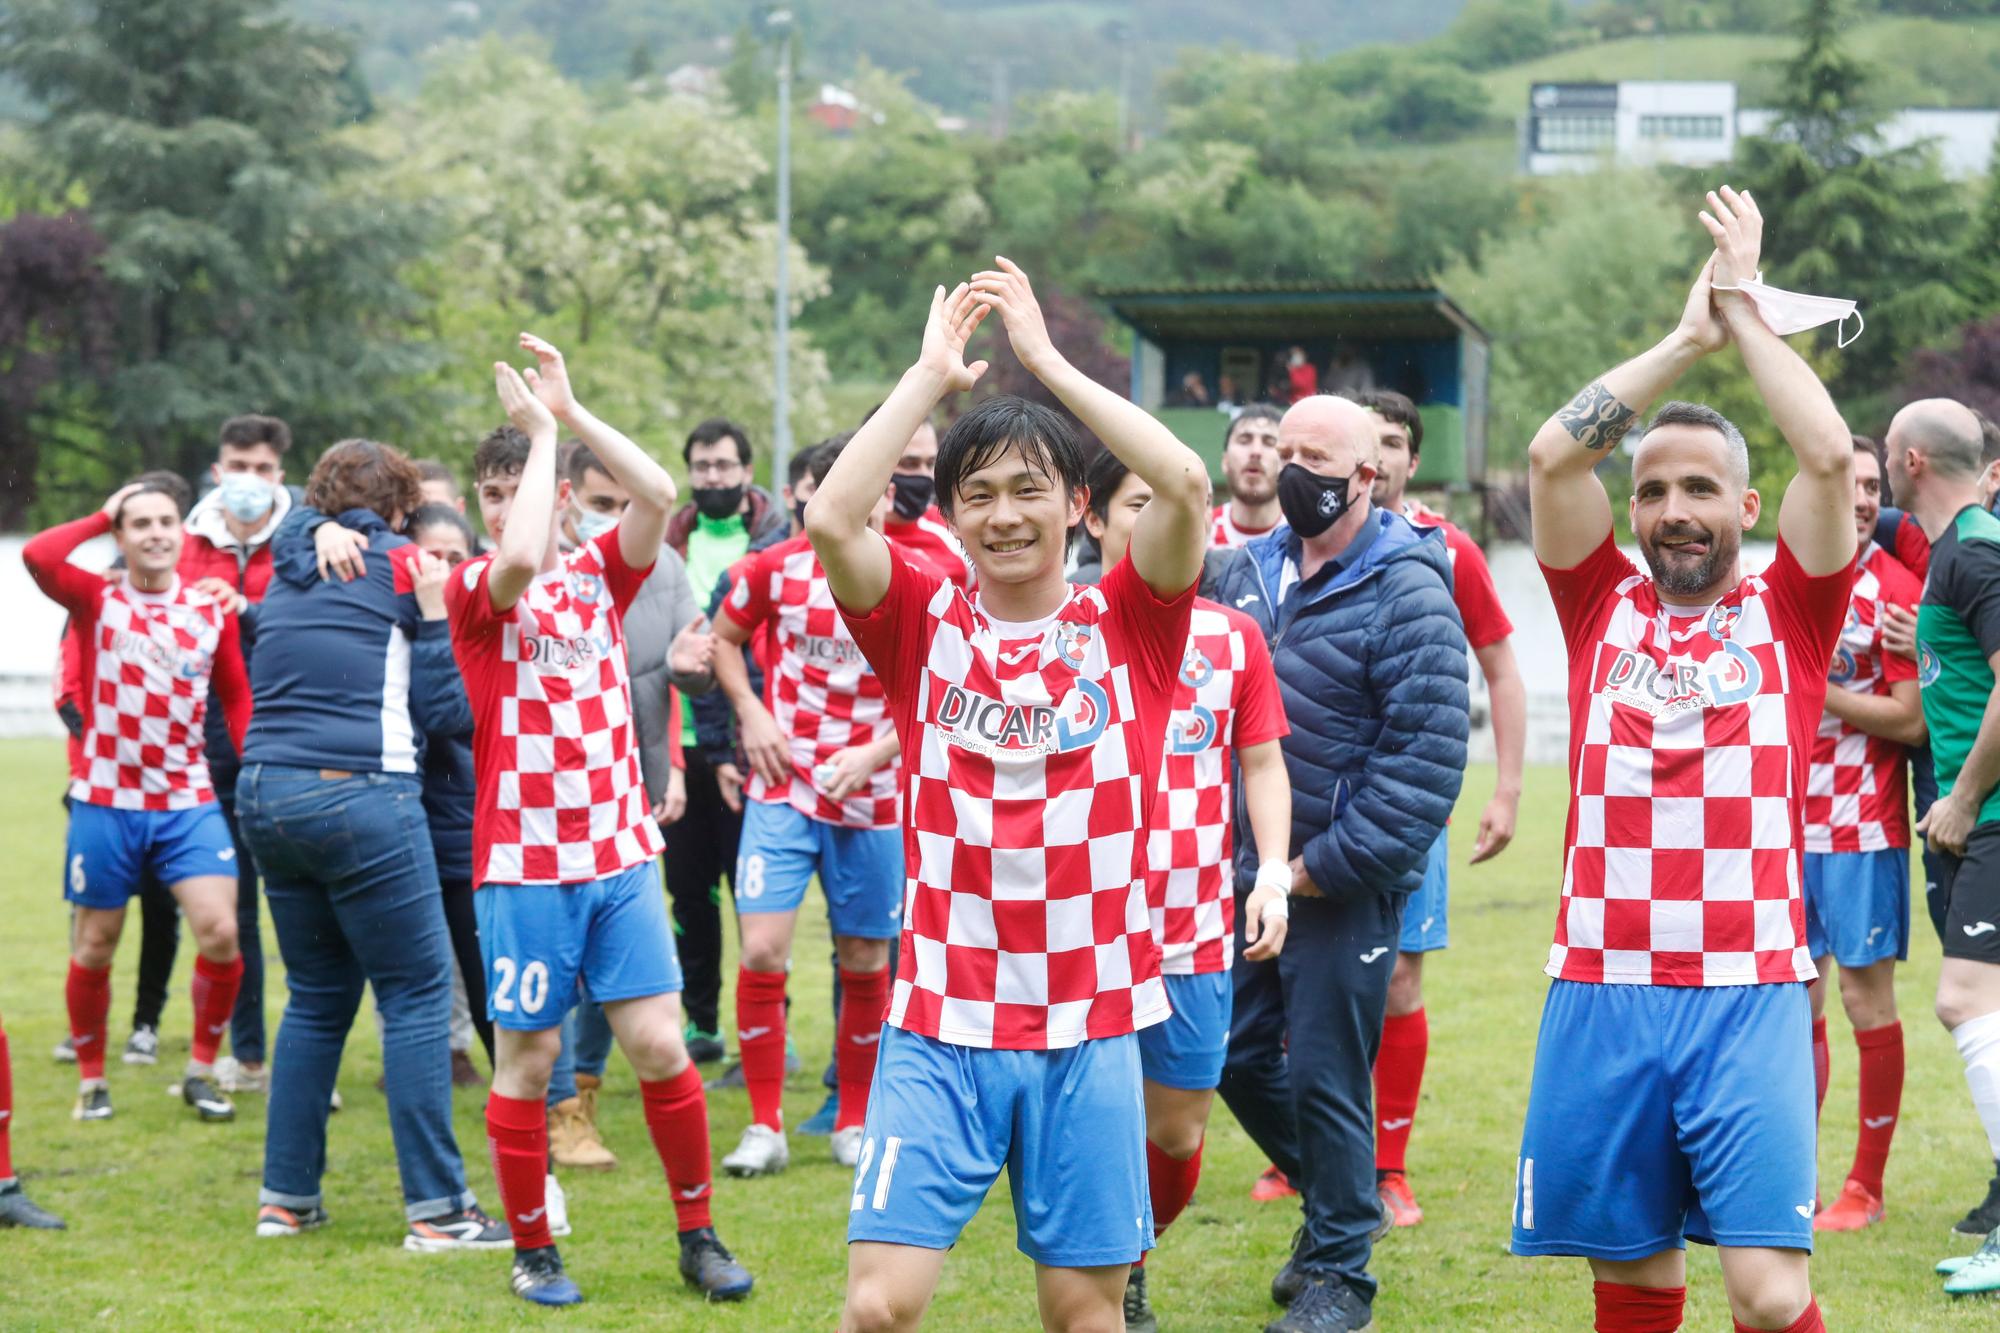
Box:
[1850,1020,1904,1197]
[1736,1297,1823,1333]
[1811,1015,1830,1120]
[0,1021,14,1181]
[835,966,889,1132]
[640,1065,714,1232]
[1373,1008,1428,1174]
[189,953,244,1067]
[66,960,111,1084]
[1147,1137,1203,1237]
[1592,1281,1685,1333]
[485,1091,551,1251]
[736,966,788,1131]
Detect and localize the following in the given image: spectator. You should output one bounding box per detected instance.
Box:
[1325,347,1375,399]
[1167,371,1212,408]
[1286,347,1319,405]
[414,459,467,516]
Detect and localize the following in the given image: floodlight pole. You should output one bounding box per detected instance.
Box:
[771,11,795,487]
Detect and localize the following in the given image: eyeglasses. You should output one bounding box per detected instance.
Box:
[689,461,744,481]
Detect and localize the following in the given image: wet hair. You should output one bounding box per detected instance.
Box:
[1223,402,1284,446]
[933,396,1086,521]
[218,414,292,456]
[1352,389,1423,458]
[472,424,532,483]
[113,469,193,529]
[684,418,752,467]
[805,434,854,487]
[1641,401,1751,489]
[407,501,475,549]
[414,458,460,496]
[1084,447,1135,523]
[305,438,425,523]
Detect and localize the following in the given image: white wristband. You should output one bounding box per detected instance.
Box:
[1254,861,1292,897]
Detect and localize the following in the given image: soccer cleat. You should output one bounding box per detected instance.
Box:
[684,1027,727,1065]
[1938,1253,1976,1276]
[544,1173,573,1239]
[549,1095,617,1171]
[1123,1264,1159,1333]
[1377,1171,1423,1228]
[1253,1164,1299,1202]
[799,1090,839,1137]
[450,1049,485,1088]
[1956,1171,2000,1236]
[678,1225,754,1300]
[0,1181,66,1230]
[1273,1227,1305,1307]
[72,1085,112,1121]
[511,1244,584,1306]
[182,1072,235,1122]
[831,1125,865,1168]
[404,1205,512,1252]
[1944,1228,2000,1296]
[1814,1178,1885,1232]
[122,1025,159,1066]
[722,1123,789,1177]
[214,1056,268,1093]
[255,1204,330,1237]
[51,1035,75,1064]
[1264,1275,1373,1332]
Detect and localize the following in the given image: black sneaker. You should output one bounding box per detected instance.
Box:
[72,1085,112,1121]
[1264,1275,1373,1332]
[0,1181,65,1230]
[1957,1170,2000,1236]
[1273,1226,1305,1306]
[182,1072,234,1122]
[678,1226,754,1300]
[405,1205,512,1251]
[256,1203,331,1237]
[1123,1264,1159,1333]
[511,1244,583,1306]
[123,1024,160,1066]
[685,1028,727,1065]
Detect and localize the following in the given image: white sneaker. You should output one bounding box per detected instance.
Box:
[831,1125,865,1168]
[544,1173,572,1238]
[721,1123,789,1177]
[215,1056,270,1093]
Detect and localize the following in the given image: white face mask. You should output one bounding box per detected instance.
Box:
[571,504,619,542]
[1713,271,1864,348]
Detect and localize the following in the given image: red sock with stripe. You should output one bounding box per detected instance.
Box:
[1592,1281,1685,1332]
[65,960,111,1084]
[736,966,788,1132]
[1811,1015,1830,1120]
[835,966,889,1132]
[640,1065,714,1232]
[1373,1008,1428,1174]
[189,954,244,1067]
[1850,1020,1904,1197]
[1736,1297,1823,1333]
[0,1022,14,1181]
[485,1091,551,1250]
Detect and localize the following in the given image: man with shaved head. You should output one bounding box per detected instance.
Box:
[1886,396,2000,1289]
[1210,393,1469,1331]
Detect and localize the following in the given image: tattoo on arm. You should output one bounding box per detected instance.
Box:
[1556,382,1639,452]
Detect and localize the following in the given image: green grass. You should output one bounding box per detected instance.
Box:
[1,738,1996,1327]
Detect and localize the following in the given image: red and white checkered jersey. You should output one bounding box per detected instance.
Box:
[446,532,663,886]
[1805,542,1920,853]
[840,544,1197,1050]
[1543,534,1851,986]
[1148,599,1287,975]
[1404,499,1515,651]
[721,533,897,829]
[1211,504,1279,550]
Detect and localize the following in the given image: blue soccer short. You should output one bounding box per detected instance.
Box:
[1803,848,1910,968]
[1512,979,1815,1259]
[1398,828,1450,953]
[64,800,237,909]
[847,1025,1154,1267]
[1138,971,1232,1091]
[734,799,902,940]
[475,862,682,1032]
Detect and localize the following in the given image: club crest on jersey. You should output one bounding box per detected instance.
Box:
[569,572,603,606]
[1052,620,1094,668]
[1603,640,1762,715]
[1828,646,1858,687]
[1918,640,1942,686]
[1705,602,1743,640]
[935,677,1110,756]
[1180,646,1214,689]
[1170,703,1218,754]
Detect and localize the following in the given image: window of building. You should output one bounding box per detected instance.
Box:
[1638,114,1726,140]
[1534,112,1617,153]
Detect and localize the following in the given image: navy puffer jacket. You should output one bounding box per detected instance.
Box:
[1212,508,1470,903]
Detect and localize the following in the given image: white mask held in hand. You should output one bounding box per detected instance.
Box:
[1713,271,1864,348]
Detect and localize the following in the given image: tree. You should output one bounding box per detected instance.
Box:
[0,0,438,481]
[0,212,117,527]
[964,284,1129,450]
[1898,315,2000,427]
[1962,134,2000,317]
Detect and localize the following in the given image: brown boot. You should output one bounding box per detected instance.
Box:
[549,1086,618,1171]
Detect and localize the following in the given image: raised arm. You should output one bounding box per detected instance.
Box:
[516,333,676,573]
[969,258,1208,599]
[1700,188,1854,577]
[806,284,989,613]
[488,357,560,613]
[23,496,127,616]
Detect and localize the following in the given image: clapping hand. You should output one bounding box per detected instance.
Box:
[968,257,1060,376]
[1698,185,1762,294]
[915,282,990,394]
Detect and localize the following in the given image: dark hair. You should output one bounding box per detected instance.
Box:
[1852,433,1886,469]
[1978,410,2000,468]
[564,441,609,489]
[805,435,854,487]
[407,501,475,549]
[934,396,1086,521]
[1084,447,1133,523]
[113,469,193,528]
[306,438,425,522]
[414,458,459,494]
[1644,401,1750,488]
[684,418,752,467]
[473,424,532,483]
[1223,402,1284,445]
[1352,389,1423,457]
[218,414,292,456]
[789,441,823,489]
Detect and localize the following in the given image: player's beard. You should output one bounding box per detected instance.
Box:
[1227,465,1275,506]
[1640,520,1737,599]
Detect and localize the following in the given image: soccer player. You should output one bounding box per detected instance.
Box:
[1077,446,1293,1333]
[1213,404,1283,548]
[0,1011,64,1228]
[448,335,752,1307]
[1357,386,1526,1227]
[1880,396,2000,1293]
[1802,436,1924,1234]
[810,262,1209,1333]
[714,436,904,1178]
[1514,188,1852,1333]
[876,409,971,584]
[24,479,252,1126]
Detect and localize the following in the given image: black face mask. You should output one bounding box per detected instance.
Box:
[890,472,935,522]
[793,500,809,530]
[692,484,745,521]
[1277,462,1358,539]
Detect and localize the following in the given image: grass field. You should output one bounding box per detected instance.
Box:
[1,738,1997,1329]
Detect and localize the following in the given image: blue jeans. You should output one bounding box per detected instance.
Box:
[236,764,474,1222]
[219,798,266,1065]
[547,985,616,1108]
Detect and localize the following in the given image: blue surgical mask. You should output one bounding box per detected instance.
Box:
[572,504,619,542]
[217,471,275,524]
